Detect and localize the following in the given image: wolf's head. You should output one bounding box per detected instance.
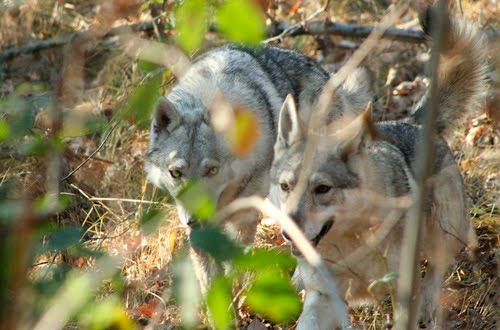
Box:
[270,68,376,250]
[145,95,242,227]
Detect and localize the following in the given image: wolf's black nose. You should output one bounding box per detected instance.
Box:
[186,217,197,227]
[282,229,291,241]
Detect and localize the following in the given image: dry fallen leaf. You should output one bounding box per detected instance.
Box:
[168,230,177,253]
[137,299,160,318]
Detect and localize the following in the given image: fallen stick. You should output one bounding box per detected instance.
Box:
[0,21,154,62]
[1,19,497,63]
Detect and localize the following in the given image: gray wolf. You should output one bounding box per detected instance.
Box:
[270,11,487,329]
[145,44,372,292]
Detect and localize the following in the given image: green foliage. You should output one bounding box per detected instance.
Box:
[127,72,163,129]
[175,0,208,52]
[174,0,265,52]
[78,295,136,330]
[0,118,10,141]
[245,269,301,323]
[33,194,71,218]
[234,248,296,273]
[0,96,33,139]
[368,272,399,293]
[139,207,165,235]
[36,225,83,254]
[190,225,243,262]
[184,226,299,326]
[217,0,265,44]
[207,276,234,330]
[0,200,23,225]
[177,180,216,221]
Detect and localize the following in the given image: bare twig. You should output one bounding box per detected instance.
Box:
[267,20,425,43]
[395,1,448,329]
[60,120,121,182]
[0,21,154,62]
[2,18,496,63]
[88,197,166,205]
[264,0,331,43]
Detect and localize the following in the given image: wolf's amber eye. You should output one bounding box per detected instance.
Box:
[280,183,290,192]
[208,167,219,176]
[315,185,331,194]
[170,169,182,179]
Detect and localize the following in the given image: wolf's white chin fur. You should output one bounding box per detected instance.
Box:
[145,163,164,188]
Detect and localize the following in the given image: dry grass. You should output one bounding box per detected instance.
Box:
[0,0,498,329]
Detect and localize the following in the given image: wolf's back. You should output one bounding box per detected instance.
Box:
[411,10,488,135]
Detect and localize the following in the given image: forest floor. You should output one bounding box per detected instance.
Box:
[0,1,498,329]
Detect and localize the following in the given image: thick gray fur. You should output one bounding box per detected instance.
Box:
[145,44,372,292]
[271,14,487,329]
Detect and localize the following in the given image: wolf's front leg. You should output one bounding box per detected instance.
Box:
[189,247,220,294]
[297,290,350,330]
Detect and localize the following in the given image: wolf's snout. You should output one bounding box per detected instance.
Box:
[186,217,197,228]
[281,211,303,242]
[282,229,291,241]
[312,220,334,246]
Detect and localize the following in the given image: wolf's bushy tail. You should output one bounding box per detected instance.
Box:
[410,9,488,135]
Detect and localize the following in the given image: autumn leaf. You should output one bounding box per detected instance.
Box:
[229,107,260,158]
[290,0,303,15]
[168,230,177,252]
[137,299,160,318]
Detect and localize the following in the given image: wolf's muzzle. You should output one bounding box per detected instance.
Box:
[287,220,335,256]
[312,220,334,246]
[186,217,198,228]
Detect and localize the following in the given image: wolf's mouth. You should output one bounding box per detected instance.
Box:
[312,220,334,246]
[290,220,334,256]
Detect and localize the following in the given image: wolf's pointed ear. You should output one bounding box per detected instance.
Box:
[338,66,375,116]
[277,94,303,147]
[154,96,181,133]
[339,102,377,160]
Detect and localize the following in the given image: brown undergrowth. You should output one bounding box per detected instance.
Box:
[0,0,497,329]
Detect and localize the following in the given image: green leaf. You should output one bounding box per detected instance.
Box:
[33,194,71,217]
[128,74,163,130]
[190,225,243,262]
[15,81,46,96]
[217,0,265,44]
[20,134,50,156]
[207,276,233,330]
[37,226,83,254]
[177,180,216,220]
[246,270,301,323]
[138,59,162,73]
[0,119,10,141]
[139,207,165,235]
[0,96,33,138]
[175,0,208,52]
[234,248,296,273]
[367,272,399,292]
[79,295,135,330]
[0,200,23,225]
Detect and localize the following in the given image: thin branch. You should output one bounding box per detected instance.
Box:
[264,0,331,43]
[395,1,448,329]
[60,120,120,182]
[0,21,154,62]
[2,18,496,62]
[88,197,166,205]
[267,20,426,43]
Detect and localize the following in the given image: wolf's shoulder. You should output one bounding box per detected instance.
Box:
[192,43,328,78]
